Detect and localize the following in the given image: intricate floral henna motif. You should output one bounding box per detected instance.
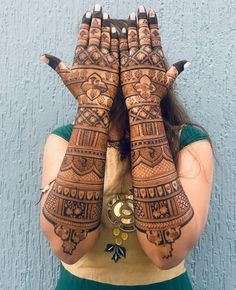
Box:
[119,6,193,259]
[41,5,119,255]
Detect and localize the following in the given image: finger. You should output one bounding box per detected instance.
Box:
[166,60,191,87]
[128,12,138,56]
[110,26,119,57]
[119,27,129,65]
[148,9,162,50]
[138,5,151,48]
[88,4,102,47]
[77,11,92,48]
[40,54,70,81]
[100,12,110,53]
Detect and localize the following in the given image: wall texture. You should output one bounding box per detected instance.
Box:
[0,0,235,289]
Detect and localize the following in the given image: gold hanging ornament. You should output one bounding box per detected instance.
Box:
[104,188,135,262]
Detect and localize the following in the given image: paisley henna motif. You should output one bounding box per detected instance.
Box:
[41,5,119,256]
[119,6,193,259]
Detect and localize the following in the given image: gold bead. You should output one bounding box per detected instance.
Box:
[112,228,120,236]
[115,237,122,245]
[121,232,129,240]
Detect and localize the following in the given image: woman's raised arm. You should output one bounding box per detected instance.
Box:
[39,4,119,265]
[119,5,214,269]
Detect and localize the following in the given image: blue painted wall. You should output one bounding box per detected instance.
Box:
[0,1,235,289]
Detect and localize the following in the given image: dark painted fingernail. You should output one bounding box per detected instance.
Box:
[93,4,102,18]
[102,12,110,27]
[86,11,92,18]
[40,55,49,64]
[173,60,190,74]
[139,5,145,13]
[120,27,127,39]
[82,11,92,25]
[95,4,101,11]
[184,61,191,69]
[130,12,136,20]
[138,5,147,19]
[111,26,118,38]
[128,13,137,27]
[149,9,156,17]
[43,54,61,70]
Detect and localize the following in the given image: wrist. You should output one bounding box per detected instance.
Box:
[127,102,163,123]
[74,104,111,132]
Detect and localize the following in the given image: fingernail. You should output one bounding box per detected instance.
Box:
[103,12,108,19]
[139,5,145,13]
[40,55,49,64]
[130,12,136,20]
[111,27,117,33]
[184,62,191,69]
[95,4,101,11]
[86,11,92,18]
[149,9,156,17]
[122,27,127,33]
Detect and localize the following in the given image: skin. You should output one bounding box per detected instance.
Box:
[40,5,214,269]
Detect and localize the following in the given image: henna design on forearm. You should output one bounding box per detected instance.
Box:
[41,5,119,255]
[120,7,194,259]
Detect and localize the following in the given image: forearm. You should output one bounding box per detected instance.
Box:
[128,101,195,265]
[41,104,109,262]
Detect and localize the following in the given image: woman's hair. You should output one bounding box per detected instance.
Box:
[109,19,214,166]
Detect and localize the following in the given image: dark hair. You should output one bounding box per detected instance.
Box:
[109,19,215,166]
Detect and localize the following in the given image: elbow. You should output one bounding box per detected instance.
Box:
[155,259,184,270]
[57,254,81,265]
[151,254,185,270]
[147,243,195,270]
[51,242,83,265]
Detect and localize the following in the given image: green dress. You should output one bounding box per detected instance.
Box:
[50,123,210,290]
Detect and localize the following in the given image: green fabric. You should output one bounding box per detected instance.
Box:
[179,124,210,150]
[55,263,193,290]
[51,123,73,142]
[51,123,211,150]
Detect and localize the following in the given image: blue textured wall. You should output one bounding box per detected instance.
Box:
[0,0,235,289]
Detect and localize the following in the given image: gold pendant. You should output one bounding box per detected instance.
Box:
[104,189,135,262]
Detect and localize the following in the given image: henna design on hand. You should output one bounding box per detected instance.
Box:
[41,5,119,255]
[119,6,193,259]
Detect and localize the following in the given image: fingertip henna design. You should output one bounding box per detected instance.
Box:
[43,54,61,70]
[77,12,91,48]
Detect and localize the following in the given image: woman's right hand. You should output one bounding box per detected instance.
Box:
[40,4,119,110]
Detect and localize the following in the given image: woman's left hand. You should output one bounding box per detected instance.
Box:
[119,6,190,109]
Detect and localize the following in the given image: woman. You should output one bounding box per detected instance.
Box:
[39,4,214,289]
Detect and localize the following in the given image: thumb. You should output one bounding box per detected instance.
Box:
[166,60,191,87]
[40,54,70,81]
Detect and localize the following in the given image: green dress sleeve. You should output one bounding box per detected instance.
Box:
[51,123,74,142]
[179,124,211,151]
